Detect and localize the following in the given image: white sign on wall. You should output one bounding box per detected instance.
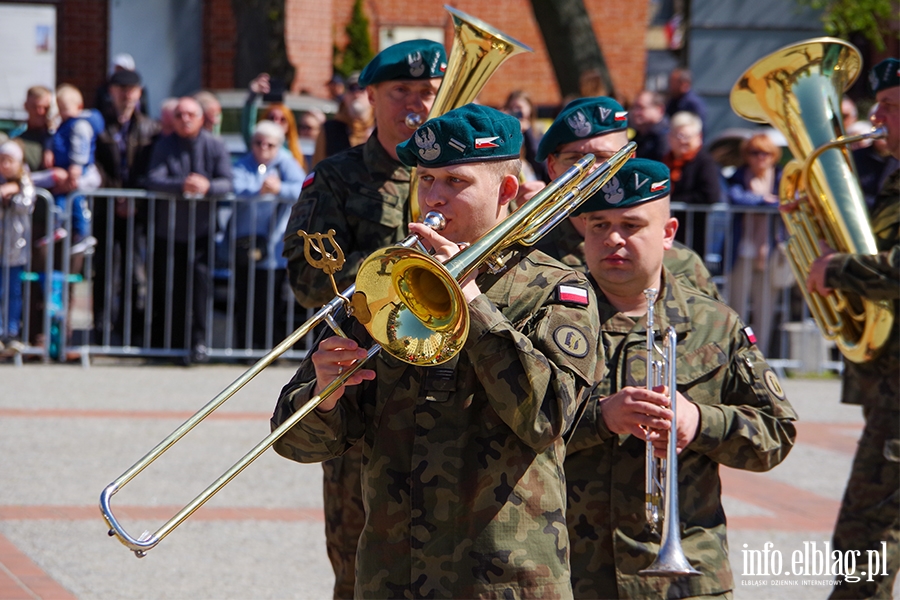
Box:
[0,3,56,120]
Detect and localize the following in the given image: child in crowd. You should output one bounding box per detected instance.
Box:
[50,84,104,241]
[0,140,35,350]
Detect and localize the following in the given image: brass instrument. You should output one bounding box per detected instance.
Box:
[638,288,701,577]
[408,5,532,222]
[730,37,892,363]
[100,142,636,558]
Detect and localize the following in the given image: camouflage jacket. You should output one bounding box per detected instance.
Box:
[282,132,412,309]
[826,168,900,410]
[272,248,601,599]
[534,218,721,300]
[565,268,797,599]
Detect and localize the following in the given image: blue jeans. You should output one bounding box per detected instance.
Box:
[0,265,24,338]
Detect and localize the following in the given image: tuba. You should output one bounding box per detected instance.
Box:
[407,6,532,222]
[730,37,892,363]
[638,288,701,578]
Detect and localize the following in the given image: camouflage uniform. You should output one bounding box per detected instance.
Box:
[826,169,899,599]
[272,248,601,599]
[565,267,797,599]
[282,132,412,598]
[534,218,721,300]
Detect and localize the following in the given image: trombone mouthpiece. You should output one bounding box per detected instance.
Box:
[422,211,446,231]
[405,113,423,129]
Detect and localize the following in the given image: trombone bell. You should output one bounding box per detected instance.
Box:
[353,246,469,366]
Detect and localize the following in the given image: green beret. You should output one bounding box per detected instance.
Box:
[574,158,670,215]
[396,104,522,168]
[869,58,900,94]
[358,39,447,87]
[536,96,628,162]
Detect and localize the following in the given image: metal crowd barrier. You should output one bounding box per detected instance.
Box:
[1,189,840,373]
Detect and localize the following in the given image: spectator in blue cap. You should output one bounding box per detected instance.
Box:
[273,103,601,599]
[279,38,447,599]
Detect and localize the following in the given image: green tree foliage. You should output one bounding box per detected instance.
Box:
[335,0,375,76]
[796,0,898,51]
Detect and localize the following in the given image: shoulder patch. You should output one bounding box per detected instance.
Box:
[302,171,316,189]
[553,325,590,358]
[763,368,786,400]
[556,283,590,306]
[743,326,757,345]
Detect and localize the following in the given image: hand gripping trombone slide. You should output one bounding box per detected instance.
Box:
[99,142,635,557]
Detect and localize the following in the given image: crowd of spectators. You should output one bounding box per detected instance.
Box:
[0,57,892,363]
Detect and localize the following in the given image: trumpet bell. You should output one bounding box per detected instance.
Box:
[353,246,469,365]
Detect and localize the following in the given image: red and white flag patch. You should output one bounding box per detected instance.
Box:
[302,171,316,189]
[556,284,590,306]
[743,326,757,344]
[650,179,669,192]
[614,111,628,121]
[475,136,500,149]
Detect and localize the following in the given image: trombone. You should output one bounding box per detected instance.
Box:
[638,288,701,577]
[100,142,637,558]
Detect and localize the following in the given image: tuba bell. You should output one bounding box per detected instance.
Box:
[408,5,532,222]
[730,37,893,363]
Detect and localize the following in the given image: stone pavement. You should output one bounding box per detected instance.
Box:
[0,361,891,599]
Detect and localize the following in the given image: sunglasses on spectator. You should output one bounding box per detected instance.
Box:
[253,139,278,149]
[747,149,771,157]
[347,84,363,93]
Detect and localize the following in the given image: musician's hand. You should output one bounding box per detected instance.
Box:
[407,222,481,302]
[648,388,699,457]
[778,198,802,214]
[599,386,673,440]
[311,336,375,411]
[807,240,836,296]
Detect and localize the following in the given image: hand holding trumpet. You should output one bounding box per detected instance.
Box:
[599,386,699,457]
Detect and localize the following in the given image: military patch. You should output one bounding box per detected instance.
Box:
[614,111,627,121]
[764,368,786,400]
[602,175,625,205]
[743,326,757,345]
[566,109,592,137]
[416,127,441,161]
[556,284,590,305]
[302,171,315,189]
[553,325,590,358]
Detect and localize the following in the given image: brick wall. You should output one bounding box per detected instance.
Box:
[203,0,236,89]
[286,0,334,94]
[56,0,108,106]
[289,0,649,108]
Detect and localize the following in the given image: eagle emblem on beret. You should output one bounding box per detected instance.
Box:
[566,110,592,137]
[415,127,441,161]
[602,175,625,205]
[408,52,425,77]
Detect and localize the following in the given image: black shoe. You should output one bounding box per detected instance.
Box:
[191,344,210,365]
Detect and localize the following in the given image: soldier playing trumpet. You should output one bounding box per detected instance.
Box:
[564,158,798,599]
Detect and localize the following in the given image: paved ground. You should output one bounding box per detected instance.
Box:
[0,361,891,599]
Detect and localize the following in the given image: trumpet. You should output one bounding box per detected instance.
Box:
[638,288,701,577]
[100,142,637,558]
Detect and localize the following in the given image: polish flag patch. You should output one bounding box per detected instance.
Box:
[475,136,500,149]
[556,284,590,306]
[650,179,669,192]
[743,326,757,344]
[302,172,316,189]
[614,111,628,121]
